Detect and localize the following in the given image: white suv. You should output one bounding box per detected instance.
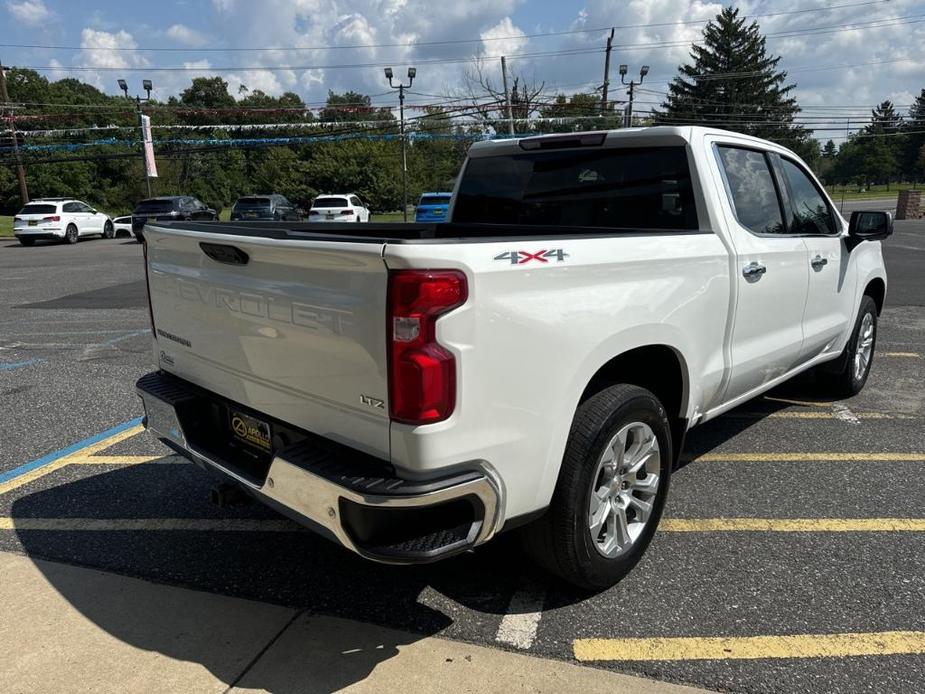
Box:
[308,194,370,223]
[13,198,114,246]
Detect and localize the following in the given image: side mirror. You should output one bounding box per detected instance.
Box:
[848,210,893,242]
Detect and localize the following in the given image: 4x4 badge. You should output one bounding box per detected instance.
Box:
[494,249,569,265]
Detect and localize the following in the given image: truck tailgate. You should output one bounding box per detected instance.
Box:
[144,224,390,458]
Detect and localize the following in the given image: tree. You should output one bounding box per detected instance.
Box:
[537,93,622,134]
[822,140,837,158]
[658,7,811,155]
[901,89,925,180]
[318,91,392,124]
[457,58,545,132]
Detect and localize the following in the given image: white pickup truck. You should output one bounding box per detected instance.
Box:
[136,127,891,590]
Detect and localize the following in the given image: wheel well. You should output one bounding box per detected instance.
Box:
[580,345,687,436]
[864,278,885,315]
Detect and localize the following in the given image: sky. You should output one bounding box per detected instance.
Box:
[3,0,924,139]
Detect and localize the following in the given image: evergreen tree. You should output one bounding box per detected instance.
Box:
[658,7,810,155]
[822,140,837,158]
[901,89,925,179]
[866,100,902,134]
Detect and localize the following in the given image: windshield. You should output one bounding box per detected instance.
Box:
[453,146,698,230]
[312,197,348,208]
[134,200,176,214]
[419,195,451,207]
[19,204,57,215]
[234,197,271,209]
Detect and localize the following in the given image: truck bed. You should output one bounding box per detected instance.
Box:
[160,220,702,243]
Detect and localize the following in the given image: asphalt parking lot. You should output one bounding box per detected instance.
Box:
[1,220,923,693]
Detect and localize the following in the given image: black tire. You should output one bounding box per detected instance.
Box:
[102,221,115,239]
[65,224,79,244]
[816,295,878,397]
[18,237,35,247]
[519,384,673,591]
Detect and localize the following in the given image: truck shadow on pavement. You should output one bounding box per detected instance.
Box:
[10,470,552,691]
[9,374,836,690]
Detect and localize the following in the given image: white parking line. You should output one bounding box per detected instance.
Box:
[495,584,547,650]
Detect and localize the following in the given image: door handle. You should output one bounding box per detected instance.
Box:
[742,262,767,280]
[811,255,828,269]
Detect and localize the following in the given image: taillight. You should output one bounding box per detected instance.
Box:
[42,215,60,222]
[142,239,157,339]
[340,209,354,215]
[387,270,467,424]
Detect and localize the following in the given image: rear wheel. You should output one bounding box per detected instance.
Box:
[816,295,878,397]
[102,221,114,239]
[65,224,79,244]
[519,384,672,591]
[18,237,35,247]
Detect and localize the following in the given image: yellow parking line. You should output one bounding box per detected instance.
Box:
[0,518,296,532]
[688,452,925,462]
[573,631,925,662]
[661,518,925,532]
[0,425,145,495]
[762,397,829,408]
[881,352,922,358]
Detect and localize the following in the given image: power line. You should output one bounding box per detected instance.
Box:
[0,0,894,53]
[13,13,925,74]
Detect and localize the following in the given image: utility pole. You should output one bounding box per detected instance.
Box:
[501,56,515,137]
[385,66,416,222]
[600,29,615,116]
[0,61,29,204]
[118,78,155,197]
[619,64,649,128]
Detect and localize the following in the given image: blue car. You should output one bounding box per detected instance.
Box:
[414,192,452,223]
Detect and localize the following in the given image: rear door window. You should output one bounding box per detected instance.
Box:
[716,146,785,235]
[453,146,699,230]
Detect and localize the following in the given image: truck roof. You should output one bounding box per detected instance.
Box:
[468,126,784,157]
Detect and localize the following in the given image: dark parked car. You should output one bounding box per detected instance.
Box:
[230,194,302,221]
[131,196,218,243]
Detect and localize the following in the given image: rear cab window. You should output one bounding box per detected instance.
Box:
[453,146,699,230]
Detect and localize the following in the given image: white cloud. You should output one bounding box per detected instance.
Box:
[6,0,51,26]
[165,23,208,47]
[73,28,149,90]
[480,17,527,57]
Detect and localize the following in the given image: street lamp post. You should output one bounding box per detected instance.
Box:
[118,78,154,198]
[385,67,415,222]
[619,64,649,128]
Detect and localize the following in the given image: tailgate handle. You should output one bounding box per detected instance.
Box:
[199,242,249,265]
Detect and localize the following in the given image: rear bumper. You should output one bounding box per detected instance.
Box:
[135,371,501,563]
[14,229,63,239]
